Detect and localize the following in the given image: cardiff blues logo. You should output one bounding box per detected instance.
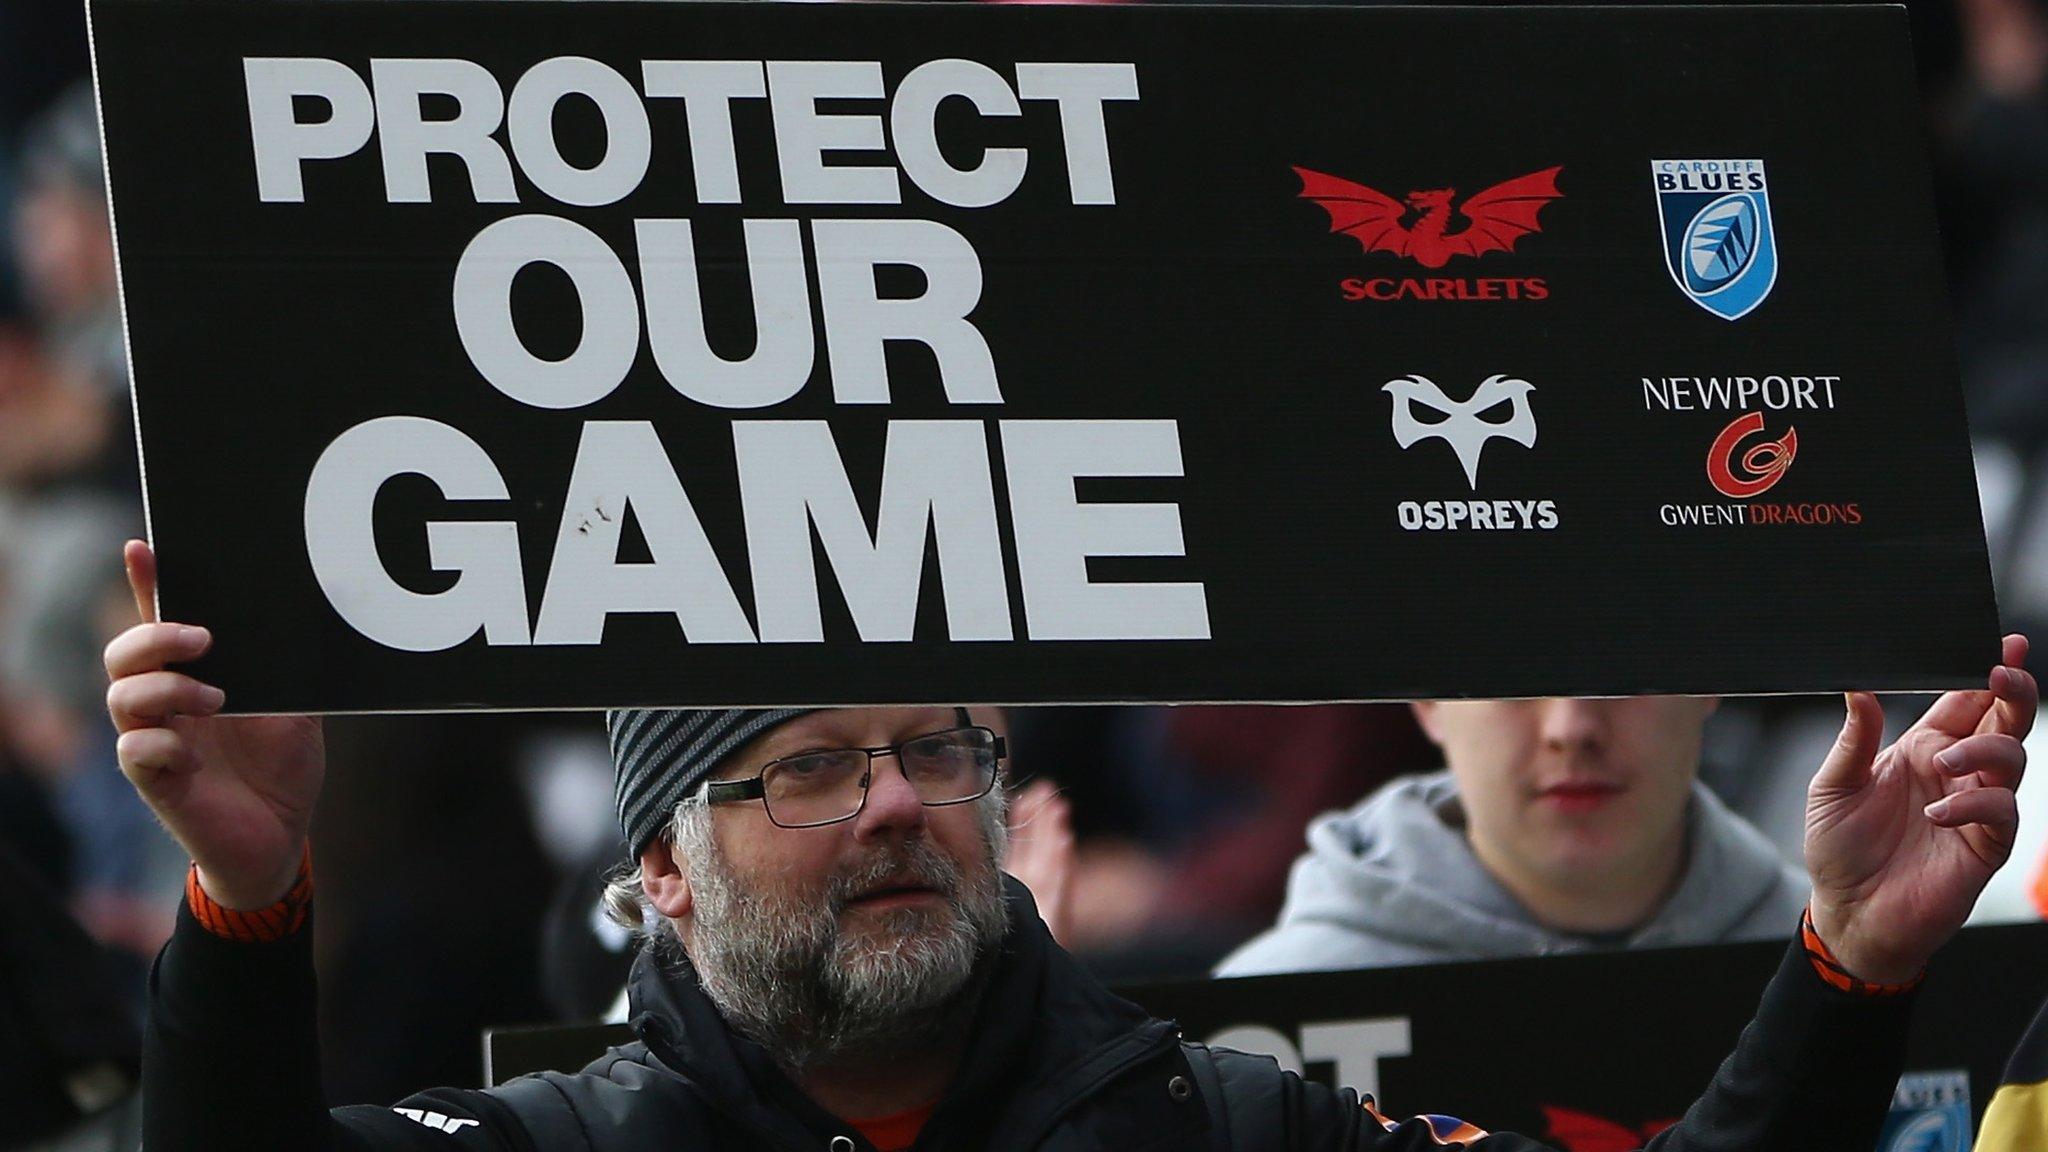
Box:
[1652,159,1778,321]
[1877,1071,1971,1152]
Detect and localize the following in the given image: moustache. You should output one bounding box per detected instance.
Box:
[827,842,966,913]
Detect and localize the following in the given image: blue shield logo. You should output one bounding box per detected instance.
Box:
[1653,160,1778,321]
[1877,1071,1971,1152]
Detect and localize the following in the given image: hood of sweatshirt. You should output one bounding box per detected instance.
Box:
[1216,770,1809,976]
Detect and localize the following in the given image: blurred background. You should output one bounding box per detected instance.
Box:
[6,0,2048,1145]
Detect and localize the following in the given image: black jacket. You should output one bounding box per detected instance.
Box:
[144,879,1914,1152]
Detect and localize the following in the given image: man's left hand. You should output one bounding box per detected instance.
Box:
[1806,634,2035,985]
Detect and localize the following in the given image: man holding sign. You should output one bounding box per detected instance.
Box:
[106,537,2034,1151]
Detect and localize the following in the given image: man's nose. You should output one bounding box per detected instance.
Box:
[852,753,928,841]
[1539,698,1610,751]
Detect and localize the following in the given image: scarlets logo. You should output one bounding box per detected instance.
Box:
[1296,166,1563,268]
[1295,165,1562,302]
[1707,411,1797,498]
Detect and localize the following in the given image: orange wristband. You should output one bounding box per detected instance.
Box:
[186,845,313,943]
[1801,906,1921,997]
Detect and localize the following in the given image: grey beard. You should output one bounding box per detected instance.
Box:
[676,814,1011,1074]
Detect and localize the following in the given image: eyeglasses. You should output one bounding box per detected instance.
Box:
[701,725,1007,829]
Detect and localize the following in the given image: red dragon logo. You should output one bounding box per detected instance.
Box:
[1294,166,1565,269]
[1707,411,1798,499]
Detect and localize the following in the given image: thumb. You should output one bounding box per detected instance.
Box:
[1813,691,1885,795]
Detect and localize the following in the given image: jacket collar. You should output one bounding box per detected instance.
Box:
[624,876,1178,1150]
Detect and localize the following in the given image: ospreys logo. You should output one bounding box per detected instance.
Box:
[1382,374,1557,533]
[1652,159,1778,321]
[1384,374,1537,489]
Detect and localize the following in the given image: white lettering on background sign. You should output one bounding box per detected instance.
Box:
[252,54,1208,650]
[1206,1018,1414,1103]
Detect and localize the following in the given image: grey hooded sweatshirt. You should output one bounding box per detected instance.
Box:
[1215,770,1810,977]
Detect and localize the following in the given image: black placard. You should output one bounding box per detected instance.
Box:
[88,0,1998,713]
[485,922,2048,1145]
[1127,927,2048,1143]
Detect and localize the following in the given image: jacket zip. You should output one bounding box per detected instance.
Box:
[647,1020,1182,1152]
[633,1024,838,1152]
[983,1020,1183,1152]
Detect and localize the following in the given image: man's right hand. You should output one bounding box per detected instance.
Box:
[104,539,325,910]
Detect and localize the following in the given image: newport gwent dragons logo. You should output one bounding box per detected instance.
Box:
[1707,412,1796,499]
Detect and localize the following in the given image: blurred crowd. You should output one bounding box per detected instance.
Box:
[7,0,2048,1146]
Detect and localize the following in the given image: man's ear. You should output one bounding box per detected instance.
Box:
[639,838,693,920]
[1410,700,1445,746]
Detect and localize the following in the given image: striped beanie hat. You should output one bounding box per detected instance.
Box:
[608,708,820,857]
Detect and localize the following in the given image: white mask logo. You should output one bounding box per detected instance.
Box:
[1383,374,1538,489]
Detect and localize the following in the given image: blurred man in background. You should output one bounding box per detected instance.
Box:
[1218,696,1807,976]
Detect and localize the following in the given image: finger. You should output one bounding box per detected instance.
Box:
[124,539,158,625]
[1041,790,1073,838]
[103,622,211,681]
[2005,633,2031,670]
[1812,692,1885,794]
[116,726,196,788]
[107,670,226,731]
[1935,732,2027,790]
[1025,794,1075,944]
[1010,778,1057,828]
[1910,637,2023,736]
[1915,684,1999,739]
[1989,657,2038,742]
[1028,799,1074,860]
[1925,785,2019,839]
